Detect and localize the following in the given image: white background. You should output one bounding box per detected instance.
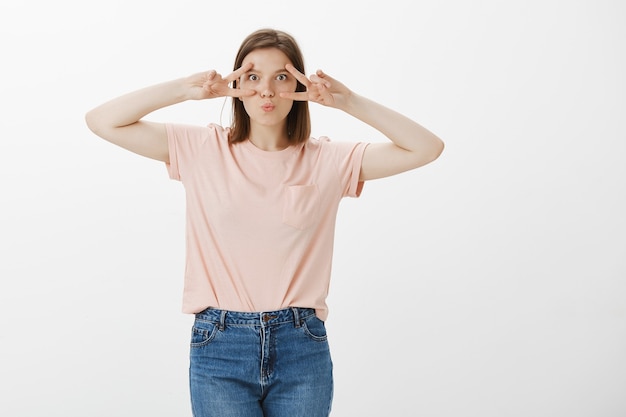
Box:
[1,0,625,416]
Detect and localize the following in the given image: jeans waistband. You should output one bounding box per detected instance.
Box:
[195,307,316,330]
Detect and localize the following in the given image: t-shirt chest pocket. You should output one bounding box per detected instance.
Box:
[282,184,320,230]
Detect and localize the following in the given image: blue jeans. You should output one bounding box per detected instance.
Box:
[189,307,334,417]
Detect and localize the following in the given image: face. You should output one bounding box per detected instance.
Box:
[239,48,298,129]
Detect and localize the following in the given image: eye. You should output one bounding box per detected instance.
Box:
[276,74,288,81]
[247,74,259,81]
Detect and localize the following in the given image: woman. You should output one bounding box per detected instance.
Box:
[85,28,443,417]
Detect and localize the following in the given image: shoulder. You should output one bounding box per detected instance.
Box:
[166,123,230,143]
[166,122,228,135]
[302,136,342,152]
[299,137,368,175]
[306,135,367,156]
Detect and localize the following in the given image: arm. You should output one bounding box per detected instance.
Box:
[340,93,444,181]
[85,64,254,163]
[281,65,444,181]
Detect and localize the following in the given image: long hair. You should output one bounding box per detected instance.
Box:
[229,28,310,145]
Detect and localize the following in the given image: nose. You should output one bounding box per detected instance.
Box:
[260,89,274,98]
[260,79,274,98]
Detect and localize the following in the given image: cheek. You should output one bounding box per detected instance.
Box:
[239,79,253,91]
[278,81,298,94]
[240,99,254,115]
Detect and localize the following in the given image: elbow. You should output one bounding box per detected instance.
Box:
[435,138,445,159]
[427,137,445,164]
[84,110,99,135]
[84,109,109,138]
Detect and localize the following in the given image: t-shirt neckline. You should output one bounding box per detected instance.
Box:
[242,138,303,159]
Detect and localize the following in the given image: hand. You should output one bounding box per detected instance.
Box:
[280,64,352,109]
[185,63,255,100]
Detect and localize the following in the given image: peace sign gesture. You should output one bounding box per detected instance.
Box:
[185,63,255,101]
[279,64,352,109]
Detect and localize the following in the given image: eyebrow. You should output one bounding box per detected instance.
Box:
[246,66,288,74]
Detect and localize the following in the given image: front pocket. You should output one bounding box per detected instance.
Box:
[301,316,328,342]
[282,184,320,230]
[190,321,219,348]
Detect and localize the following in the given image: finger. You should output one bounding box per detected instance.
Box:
[202,71,220,90]
[279,91,310,101]
[285,64,311,88]
[317,85,334,102]
[312,70,333,87]
[316,69,340,84]
[225,62,253,83]
[230,88,256,98]
[310,73,331,88]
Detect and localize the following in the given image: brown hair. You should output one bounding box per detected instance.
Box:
[229,28,310,145]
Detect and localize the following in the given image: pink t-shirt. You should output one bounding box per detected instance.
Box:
[166,123,368,321]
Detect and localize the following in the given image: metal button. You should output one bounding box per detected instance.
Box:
[262,314,277,322]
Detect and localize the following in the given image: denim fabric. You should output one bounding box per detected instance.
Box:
[189,307,333,417]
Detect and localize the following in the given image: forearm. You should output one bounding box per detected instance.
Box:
[342,92,443,154]
[85,78,188,131]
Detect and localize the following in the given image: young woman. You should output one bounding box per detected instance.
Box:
[85,28,443,417]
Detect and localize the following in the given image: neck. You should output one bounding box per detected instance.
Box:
[248,125,290,151]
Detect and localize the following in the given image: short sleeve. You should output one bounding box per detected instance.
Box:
[165,123,226,182]
[165,123,182,180]
[320,138,369,198]
[345,142,369,197]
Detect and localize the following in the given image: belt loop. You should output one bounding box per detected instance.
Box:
[218,310,227,331]
[292,307,301,328]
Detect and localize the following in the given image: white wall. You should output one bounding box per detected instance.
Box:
[1,0,624,416]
